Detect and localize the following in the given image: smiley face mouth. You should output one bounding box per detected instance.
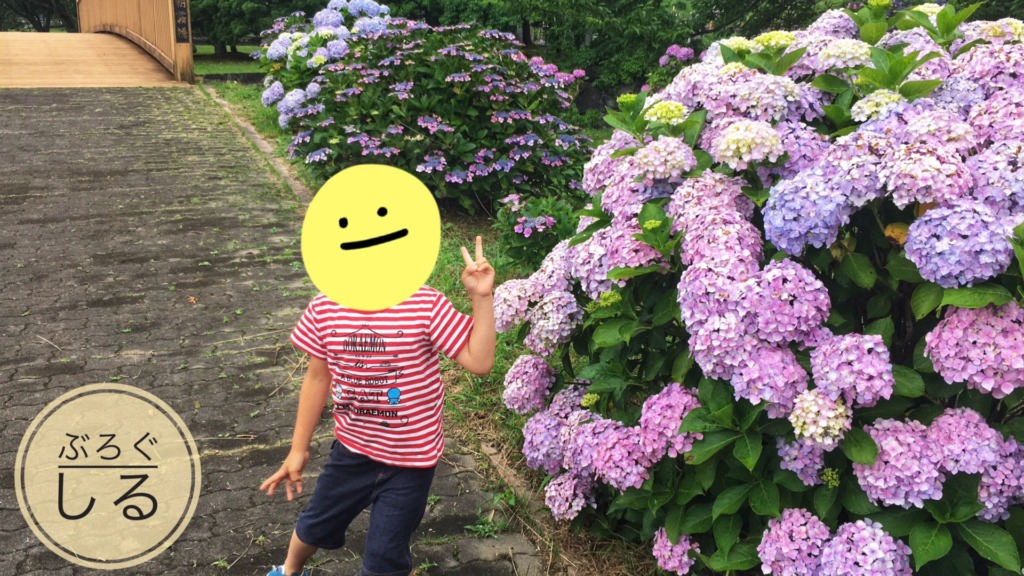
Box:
[340,229,409,250]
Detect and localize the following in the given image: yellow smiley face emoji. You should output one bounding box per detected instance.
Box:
[301,164,441,311]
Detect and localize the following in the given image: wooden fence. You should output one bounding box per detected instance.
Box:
[77,0,194,83]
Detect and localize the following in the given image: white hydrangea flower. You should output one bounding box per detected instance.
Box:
[851,89,906,122]
[789,390,852,450]
[817,38,872,69]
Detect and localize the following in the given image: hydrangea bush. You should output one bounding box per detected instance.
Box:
[494,2,1024,574]
[254,0,591,211]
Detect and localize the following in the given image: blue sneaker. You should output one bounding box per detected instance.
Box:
[266,566,310,576]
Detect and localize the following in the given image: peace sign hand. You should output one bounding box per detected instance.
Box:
[460,236,495,298]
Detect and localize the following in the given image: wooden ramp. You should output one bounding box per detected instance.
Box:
[0,32,183,88]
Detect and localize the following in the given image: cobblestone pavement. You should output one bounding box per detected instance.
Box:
[0,88,545,576]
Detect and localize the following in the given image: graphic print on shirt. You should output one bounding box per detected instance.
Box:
[328,324,410,428]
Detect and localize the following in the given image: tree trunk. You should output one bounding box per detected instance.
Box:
[214,43,227,56]
[522,19,532,46]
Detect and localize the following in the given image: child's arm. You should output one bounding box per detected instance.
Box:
[259,355,332,501]
[455,236,496,375]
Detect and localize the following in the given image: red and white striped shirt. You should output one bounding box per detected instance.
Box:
[290,287,473,468]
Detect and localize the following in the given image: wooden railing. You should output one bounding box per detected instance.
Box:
[77,0,194,83]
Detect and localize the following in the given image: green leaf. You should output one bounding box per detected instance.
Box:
[957,521,1022,572]
[866,293,893,319]
[912,282,944,320]
[812,73,853,94]
[775,47,807,75]
[910,522,952,569]
[733,432,763,472]
[704,542,760,571]
[603,112,635,135]
[609,146,640,159]
[664,505,685,543]
[888,251,924,283]
[579,363,630,395]
[814,485,838,519]
[680,407,725,433]
[860,21,890,45]
[870,508,930,537]
[592,318,638,348]
[607,265,665,280]
[941,283,1013,309]
[671,350,694,382]
[899,79,943,100]
[892,365,925,398]
[742,186,770,207]
[748,479,780,517]
[678,503,713,534]
[712,484,751,519]
[914,338,936,373]
[685,430,741,465]
[842,481,881,515]
[714,514,743,555]
[680,109,708,149]
[842,427,879,465]
[864,317,895,348]
[840,252,878,289]
[775,469,814,493]
[699,378,733,412]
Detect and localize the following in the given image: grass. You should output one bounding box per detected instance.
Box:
[208,81,654,576]
[194,44,263,76]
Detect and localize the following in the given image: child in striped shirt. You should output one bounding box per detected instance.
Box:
[261,236,496,576]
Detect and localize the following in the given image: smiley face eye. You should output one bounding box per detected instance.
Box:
[377,207,388,217]
[339,217,349,228]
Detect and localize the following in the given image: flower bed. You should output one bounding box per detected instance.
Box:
[495,3,1024,574]
[254,0,591,212]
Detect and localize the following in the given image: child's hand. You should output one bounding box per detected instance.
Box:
[259,449,309,501]
[460,236,494,298]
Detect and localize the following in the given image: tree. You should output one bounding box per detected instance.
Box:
[190,0,322,54]
[0,0,77,32]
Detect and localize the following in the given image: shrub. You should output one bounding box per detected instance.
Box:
[495,3,1024,574]
[254,1,591,211]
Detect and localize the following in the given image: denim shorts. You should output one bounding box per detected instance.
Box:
[294,441,436,576]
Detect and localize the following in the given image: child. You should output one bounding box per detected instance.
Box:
[260,236,496,576]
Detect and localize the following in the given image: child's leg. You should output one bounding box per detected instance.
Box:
[360,465,436,576]
[283,530,318,574]
[283,441,379,573]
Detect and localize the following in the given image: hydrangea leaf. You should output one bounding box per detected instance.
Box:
[732,432,763,472]
[864,317,895,347]
[685,430,742,466]
[956,520,1022,573]
[712,484,752,521]
[909,522,952,569]
[670,350,694,382]
[841,427,879,465]
[664,505,685,542]
[748,479,780,517]
[887,251,924,283]
[940,283,1012,309]
[713,514,743,555]
[869,507,930,537]
[912,282,944,320]
[704,542,759,571]
[814,485,839,519]
[892,365,925,398]
[676,502,713,534]
[680,407,723,433]
[839,252,878,289]
[860,21,889,45]
[841,481,881,515]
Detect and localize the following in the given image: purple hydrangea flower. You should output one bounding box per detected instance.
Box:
[978,438,1024,522]
[927,408,1004,475]
[502,355,556,414]
[261,80,285,106]
[778,437,825,486]
[925,301,1024,398]
[811,333,894,408]
[732,345,809,418]
[544,472,596,521]
[854,419,944,508]
[818,520,912,576]
[524,291,583,356]
[764,167,851,256]
[754,259,830,346]
[652,528,698,575]
[758,508,831,576]
[880,140,973,208]
[493,278,542,333]
[638,383,702,462]
[522,408,565,474]
[905,200,1013,288]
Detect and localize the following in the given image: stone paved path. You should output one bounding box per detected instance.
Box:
[0,88,546,576]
